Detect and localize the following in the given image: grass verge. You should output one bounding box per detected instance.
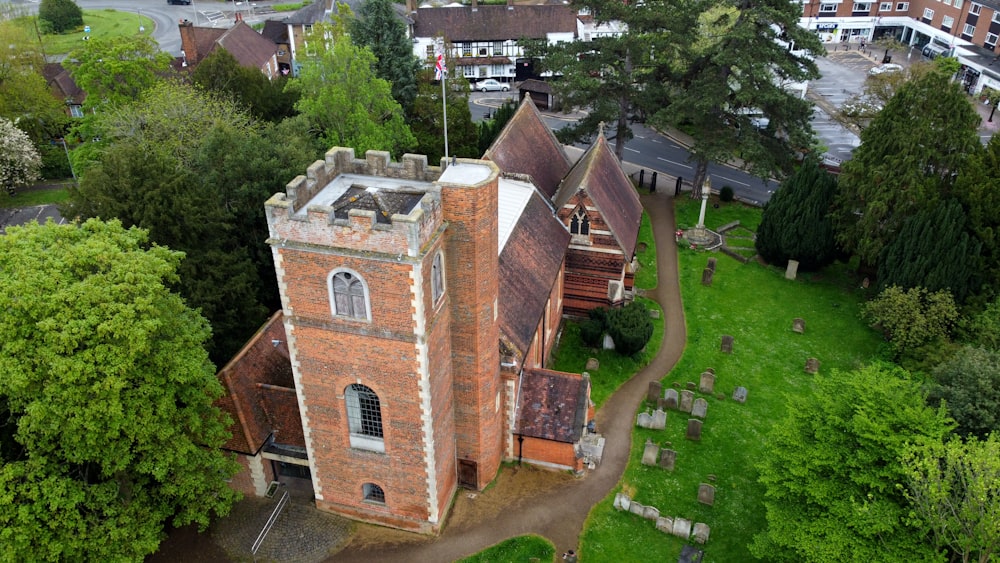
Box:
[2,186,71,208]
[457,534,556,562]
[8,10,156,55]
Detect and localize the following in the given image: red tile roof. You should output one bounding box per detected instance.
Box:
[485,97,573,199]
[216,21,277,71]
[412,5,576,41]
[516,369,589,443]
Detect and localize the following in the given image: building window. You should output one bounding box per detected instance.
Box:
[970,2,981,14]
[362,483,385,504]
[570,208,590,235]
[943,0,952,6]
[964,23,976,35]
[896,1,908,9]
[923,7,935,18]
[993,11,1000,23]
[329,270,370,320]
[986,32,998,46]
[346,384,384,451]
[69,105,83,118]
[461,42,472,56]
[431,251,444,305]
[942,14,955,27]
[955,0,963,8]
[819,3,838,12]
[853,2,871,11]
[493,40,503,55]
[463,65,476,77]
[879,2,892,10]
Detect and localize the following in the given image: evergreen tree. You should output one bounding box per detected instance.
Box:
[38,0,82,34]
[755,158,838,270]
[410,70,479,162]
[953,135,1000,300]
[477,99,517,155]
[350,0,422,116]
[927,346,1000,439]
[877,199,981,303]
[193,49,298,122]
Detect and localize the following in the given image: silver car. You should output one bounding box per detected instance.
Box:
[472,79,510,92]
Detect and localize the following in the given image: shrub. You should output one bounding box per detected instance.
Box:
[607,301,653,357]
[39,143,72,180]
[579,318,604,348]
[38,0,83,34]
[719,185,734,202]
[0,119,42,194]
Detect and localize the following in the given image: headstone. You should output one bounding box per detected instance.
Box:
[706,257,717,272]
[691,398,708,419]
[679,545,705,563]
[732,386,748,404]
[629,501,646,516]
[785,259,799,280]
[586,357,600,371]
[672,517,692,539]
[686,419,703,441]
[701,267,714,286]
[686,381,697,391]
[613,492,631,511]
[692,523,711,544]
[651,409,667,430]
[647,381,662,403]
[642,440,660,465]
[649,308,660,319]
[699,372,715,393]
[659,448,677,471]
[704,367,715,375]
[679,390,695,413]
[720,335,734,354]
[656,515,674,533]
[602,334,615,350]
[637,412,653,429]
[643,505,660,521]
[792,318,805,333]
[663,388,679,410]
[805,357,820,374]
[697,483,715,505]
[862,276,870,289]
[657,397,668,410]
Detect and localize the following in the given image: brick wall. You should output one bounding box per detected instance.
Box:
[558,196,628,317]
[518,436,580,471]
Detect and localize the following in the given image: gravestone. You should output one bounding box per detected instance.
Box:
[732,386,748,403]
[586,357,600,371]
[699,372,715,393]
[657,397,668,410]
[686,419,703,441]
[792,318,806,333]
[649,309,661,319]
[805,357,820,374]
[629,501,646,516]
[642,440,660,466]
[643,505,660,521]
[720,335,734,353]
[672,517,692,539]
[651,409,667,430]
[862,277,870,289]
[697,483,715,505]
[656,516,674,534]
[679,545,705,563]
[647,381,662,403]
[692,523,711,544]
[659,448,677,471]
[691,398,708,419]
[686,381,697,391]
[613,492,631,511]
[785,259,799,280]
[637,412,653,429]
[603,334,615,350]
[707,257,717,272]
[701,267,714,286]
[679,390,695,413]
[663,388,679,410]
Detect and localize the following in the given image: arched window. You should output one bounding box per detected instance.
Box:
[570,208,590,235]
[362,482,386,504]
[431,251,445,305]
[329,270,370,320]
[346,384,384,452]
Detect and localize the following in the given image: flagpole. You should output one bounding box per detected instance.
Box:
[442,70,449,159]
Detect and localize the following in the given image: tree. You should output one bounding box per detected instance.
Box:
[927,346,1000,440]
[477,98,517,155]
[755,158,839,270]
[410,70,479,162]
[834,63,920,133]
[0,21,68,144]
[607,301,654,356]
[877,199,981,303]
[953,135,1000,299]
[960,296,1000,352]
[290,22,416,157]
[752,363,952,562]
[863,285,959,356]
[902,434,1000,563]
[38,0,82,34]
[832,66,980,265]
[64,35,172,111]
[0,219,240,561]
[192,49,298,122]
[350,0,422,116]
[0,117,42,195]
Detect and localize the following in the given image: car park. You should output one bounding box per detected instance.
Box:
[472,79,509,92]
[868,63,903,76]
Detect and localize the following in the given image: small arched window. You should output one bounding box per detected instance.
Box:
[431,251,445,305]
[570,208,590,235]
[362,482,386,504]
[329,270,370,320]
[346,384,384,452]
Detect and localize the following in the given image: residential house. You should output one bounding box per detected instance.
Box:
[42,63,85,118]
[177,20,280,78]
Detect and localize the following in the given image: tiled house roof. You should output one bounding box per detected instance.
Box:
[516,369,589,443]
[411,5,576,41]
[554,133,642,258]
[484,97,573,199]
[261,20,289,44]
[43,63,85,105]
[216,22,278,70]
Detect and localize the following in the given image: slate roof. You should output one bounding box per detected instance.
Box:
[216,21,277,70]
[411,5,576,42]
[484,97,573,199]
[498,184,569,359]
[516,369,589,443]
[554,133,642,257]
[261,20,289,44]
[43,63,85,104]
[283,0,330,25]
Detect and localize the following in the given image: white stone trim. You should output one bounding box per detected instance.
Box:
[567,245,625,255]
[247,453,269,497]
[411,261,440,524]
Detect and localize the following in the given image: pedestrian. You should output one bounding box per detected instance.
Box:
[860,38,866,52]
[562,549,578,563]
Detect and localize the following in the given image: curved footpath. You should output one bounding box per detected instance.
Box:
[331,189,687,562]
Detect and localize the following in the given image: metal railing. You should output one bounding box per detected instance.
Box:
[252,489,289,560]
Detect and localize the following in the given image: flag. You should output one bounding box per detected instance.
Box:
[435,54,446,81]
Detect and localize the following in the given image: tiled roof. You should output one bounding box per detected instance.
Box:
[484,97,572,199]
[43,63,85,104]
[186,26,227,65]
[261,20,288,44]
[554,133,642,257]
[412,5,576,42]
[518,78,552,94]
[498,184,569,358]
[516,369,589,443]
[217,21,277,70]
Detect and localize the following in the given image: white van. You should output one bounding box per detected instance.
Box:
[921,44,951,60]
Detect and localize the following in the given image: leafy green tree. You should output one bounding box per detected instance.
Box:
[607,301,653,356]
[832,67,980,265]
[960,296,1000,352]
[64,35,172,111]
[192,49,298,122]
[410,70,478,162]
[38,0,82,33]
[953,135,1000,299]
[752,363,952,562]
[902,433,1000,563]
[877,199,981,303]
[0,21,68,144]
[927,346,1000,439]
[350,0,422,116]
[0,219,240,562]
[755,158,838,270]
[0,117,42,195]
[863,285,959,356]
[290,22,416,157]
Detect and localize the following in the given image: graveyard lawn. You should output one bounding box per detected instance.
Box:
[634,212,657,290]
[456,534,555,562]
[579,200,882,562]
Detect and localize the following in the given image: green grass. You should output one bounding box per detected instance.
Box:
[273,1,313,12]
[634,211,657,290]
[579,204,883,562]
[2,186,71,208]
[674,197,762,232]
[9,10,156,56]
[457,534,556,563]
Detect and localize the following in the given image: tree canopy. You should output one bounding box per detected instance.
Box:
[0,219,240,561]
[64,34,172,112]
[0,21,68,144]
[928,346,1000,440]
[350,0,422,116]
[38,0,82,34]
[410,70,479,162]
[863,285,960,357]
[192,49,299,122]
[0,117,42,194]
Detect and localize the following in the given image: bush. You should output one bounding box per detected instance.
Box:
[719,185,734,202]
[38,0,83,34]
[39,143,72,180]
[579,318,604,348]
[607,301,653,357]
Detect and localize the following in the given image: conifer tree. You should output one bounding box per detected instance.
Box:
[410,70,479,162]
[350,0,422,116]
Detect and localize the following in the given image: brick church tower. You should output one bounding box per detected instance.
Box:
[264,148,503,532]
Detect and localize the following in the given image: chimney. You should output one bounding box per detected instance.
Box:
[178,20,198,66]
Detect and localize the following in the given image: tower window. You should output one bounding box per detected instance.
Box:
[431,251,445,305]
[329,269,370,320]
[570,208,590,235]
[362,483,386,504]
[346,384,384,452]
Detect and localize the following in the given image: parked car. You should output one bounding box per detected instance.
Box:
[167,0,192,5]
[472,79,509,92]
[868,63,903,76]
